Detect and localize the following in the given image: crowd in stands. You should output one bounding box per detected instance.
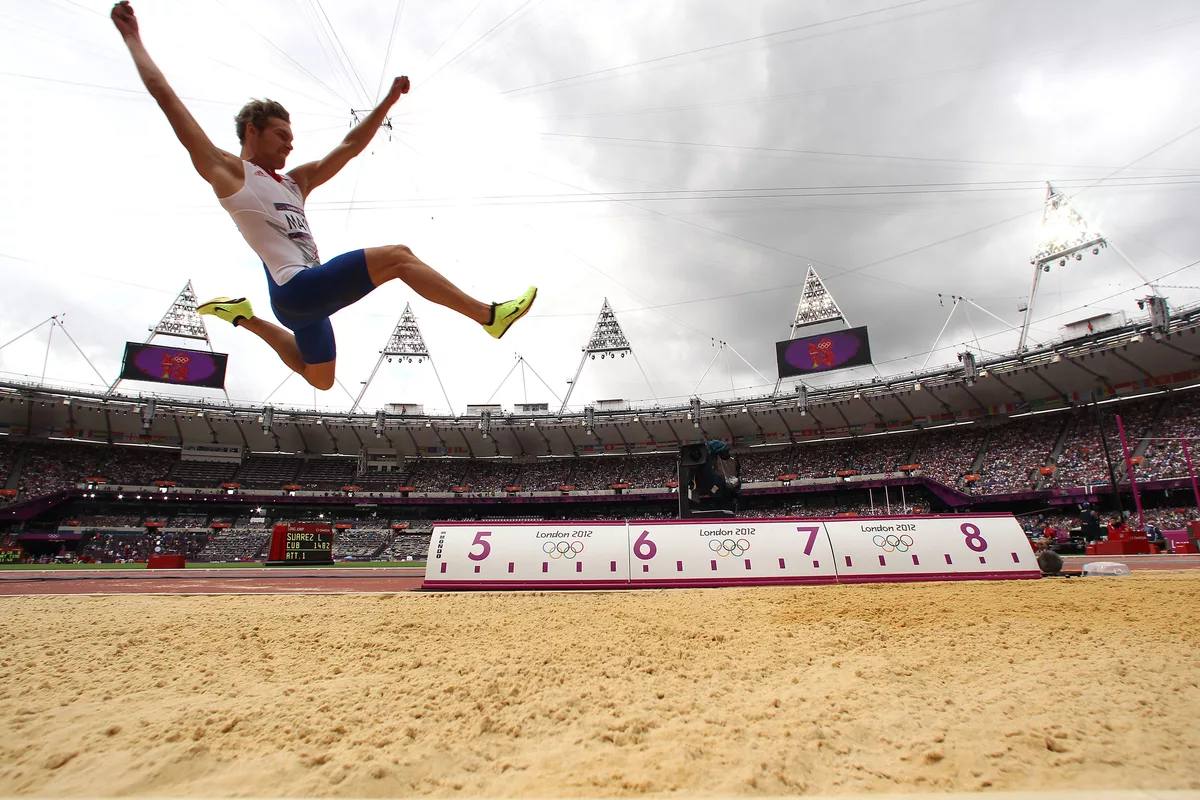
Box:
[82,531,208,562]
[739,435,917,482]
[197,529,269,562]
[398,454,679,493]
[1138,392,1200,480]
[332,528,390,559]
[973,416,1063,495]
[1143,507,1197,529]
[1051,398,1160,489]
[69,513,145,528]
[379,531,433,561]
[1,390,1198,506]
[914,426,987,490]
[16,443,175,499]
[167,513,209,529]
[0,440,16,494]
[1018,505,1197,542]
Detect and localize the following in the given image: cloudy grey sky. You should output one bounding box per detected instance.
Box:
[2,0,1199,415]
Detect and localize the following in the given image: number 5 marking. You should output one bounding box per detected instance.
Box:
[468,531,492,561]
[796,526,820,555]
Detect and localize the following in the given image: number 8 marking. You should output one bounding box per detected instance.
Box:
[960,522,987,552]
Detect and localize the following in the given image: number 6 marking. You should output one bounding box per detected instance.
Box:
[468,531,492,561]
[796,526,820,555]
[633,530,657,560]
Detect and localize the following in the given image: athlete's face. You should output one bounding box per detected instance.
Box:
[250,117,293,170]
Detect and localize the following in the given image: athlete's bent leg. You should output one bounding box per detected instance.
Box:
[241,317,305,373]
[365,245,491,324]
[301,360,335,391]
[241,317,335,390]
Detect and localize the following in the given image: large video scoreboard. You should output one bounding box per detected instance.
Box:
[118,342,228,389]
[265,522,334,566]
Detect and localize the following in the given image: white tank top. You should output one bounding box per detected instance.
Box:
[217,160,320,285]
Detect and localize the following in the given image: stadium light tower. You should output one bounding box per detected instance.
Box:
[788,266,847,335]
[351,303,454,416]
[559,299,656,413]
[1018,184,1107,352]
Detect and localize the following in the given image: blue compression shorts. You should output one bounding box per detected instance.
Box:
[265,249,375,364]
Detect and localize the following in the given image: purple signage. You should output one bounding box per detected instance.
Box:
[776,326,873,377]
[119,342,228,389]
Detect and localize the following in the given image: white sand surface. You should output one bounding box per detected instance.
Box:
[0,573,1197,797]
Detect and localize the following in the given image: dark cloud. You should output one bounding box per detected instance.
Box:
[4,0,1199,410]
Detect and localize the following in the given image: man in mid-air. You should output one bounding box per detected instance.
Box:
[111,1,536,390]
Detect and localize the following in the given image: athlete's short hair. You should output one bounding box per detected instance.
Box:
[235,99,291,144]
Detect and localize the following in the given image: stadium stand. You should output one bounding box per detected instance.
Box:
[297,456,357,489]
[974,415,1065,495]
[169,459,238,487]
[235,455,303,489]
[0,393,1197,503]
[197,528,269,562]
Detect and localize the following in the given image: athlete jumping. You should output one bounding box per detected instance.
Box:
[111,1,536,390]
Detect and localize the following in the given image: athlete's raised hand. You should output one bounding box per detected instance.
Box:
[384,76,411,104]
[111,1,139,39]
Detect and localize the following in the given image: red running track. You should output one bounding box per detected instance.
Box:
[0,567,427,596]
[0,556,1195,596]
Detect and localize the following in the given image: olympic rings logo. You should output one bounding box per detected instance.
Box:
[708,538,751,558]
[542,541,585,559]
[872,534,914,552]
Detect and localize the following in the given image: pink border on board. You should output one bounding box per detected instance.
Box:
[421,572,1039,590]
[423,579,634,591]
[422,576,839,591]
[433,520,627,527]
[837,570,1041,583]
[629,513,1018,525]
[432,514,1018,529]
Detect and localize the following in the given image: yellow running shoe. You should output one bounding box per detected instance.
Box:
[483,286,537,339]
[197,296,254,327]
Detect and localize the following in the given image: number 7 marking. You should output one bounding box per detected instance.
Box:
[796,526,820,555]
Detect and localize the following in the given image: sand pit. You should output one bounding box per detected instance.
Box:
[0,573,1197,797]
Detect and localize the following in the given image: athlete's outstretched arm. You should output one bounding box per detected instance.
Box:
[111,2,241,196]
[289,76,411,197]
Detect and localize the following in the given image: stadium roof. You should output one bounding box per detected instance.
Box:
[2,303,1198,458]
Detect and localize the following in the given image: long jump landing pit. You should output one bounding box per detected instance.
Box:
[0,574,1197,798]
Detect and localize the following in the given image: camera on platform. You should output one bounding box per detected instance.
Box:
[677,439,741,519]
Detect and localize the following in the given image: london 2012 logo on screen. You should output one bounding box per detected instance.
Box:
[118,342,228,389]
[775,326,873,378]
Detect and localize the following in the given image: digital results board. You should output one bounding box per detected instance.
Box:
[118,342,228,389]
[775,326,872,378]
[265,522,334,566]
